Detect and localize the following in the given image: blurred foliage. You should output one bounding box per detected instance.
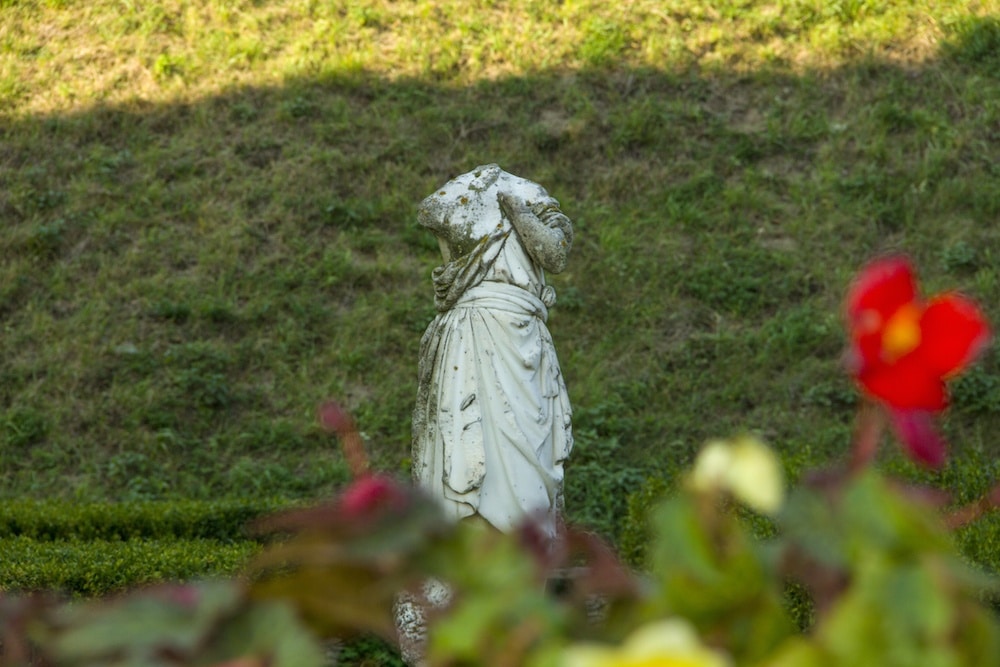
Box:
[3,439,999,666]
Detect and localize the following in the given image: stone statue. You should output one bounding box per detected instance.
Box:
[411,164,574,539]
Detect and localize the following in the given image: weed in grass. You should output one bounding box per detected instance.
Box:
[1,407,49,450]
[800,379,858,411]
[277,94,318,121]
[757,304,842,360]
[149,299,192,323]
[152,53,187,82]
[23,219,66,260]
[105,451,171,500]
[941,239,979,273]
[228,458,295,495]
[580,18,630,68]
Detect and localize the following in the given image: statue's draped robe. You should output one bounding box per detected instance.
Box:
[412,168,573,538]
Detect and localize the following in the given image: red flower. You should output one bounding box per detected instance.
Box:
[339,474,406,517]
[845,256,990,467]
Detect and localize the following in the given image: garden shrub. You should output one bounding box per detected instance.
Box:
[0,499,291,542]
[0,536,258,597]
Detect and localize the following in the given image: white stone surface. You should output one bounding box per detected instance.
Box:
[394,578,452,666]
[412,164,574,539]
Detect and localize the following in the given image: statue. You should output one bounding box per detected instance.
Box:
[411,164,574,539]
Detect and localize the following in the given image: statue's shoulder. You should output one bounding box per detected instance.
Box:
[418,165,561,264]
[416,165,501,258]
[417,165,555,256]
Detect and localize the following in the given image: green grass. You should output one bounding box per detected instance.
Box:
[2,0,1000,557]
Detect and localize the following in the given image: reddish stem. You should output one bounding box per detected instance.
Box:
[317,401,370,478]
[945,482,1000,530]
[848,402,883,474]
[341,429,370,479]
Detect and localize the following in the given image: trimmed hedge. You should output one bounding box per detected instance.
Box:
[0,499,293,542]
[0,536,259,597]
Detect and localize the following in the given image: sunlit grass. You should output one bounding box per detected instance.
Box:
[1,0,994,116]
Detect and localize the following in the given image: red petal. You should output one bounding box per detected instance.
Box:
[917,294,991,377]
[848,332,885,372]
[888,409,947,469]
[857,355,947,410]
[845,256,917,324]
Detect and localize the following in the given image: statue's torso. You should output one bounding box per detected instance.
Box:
[417,164,555,298]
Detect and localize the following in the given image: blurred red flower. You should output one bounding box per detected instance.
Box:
[317,400,354,435]
[845,256,990,467]
[339,474,407,517]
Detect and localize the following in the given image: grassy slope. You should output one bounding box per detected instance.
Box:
[2,0,1000,545]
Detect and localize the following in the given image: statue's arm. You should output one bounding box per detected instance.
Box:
[497,192,574,274]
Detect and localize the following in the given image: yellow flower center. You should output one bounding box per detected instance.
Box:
[882,303,921,362]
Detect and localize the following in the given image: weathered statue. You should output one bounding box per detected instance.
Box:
[411,164,574,539]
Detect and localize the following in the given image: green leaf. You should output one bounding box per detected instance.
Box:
[779,486,849,569]
[647,496,729,586]
[820,580,959,667]
[424,522,567,665]
[840,473,953,559]
[46,580,244,665]
[200,600,326,667]
[644,494,794,662]
[251,564,400,639]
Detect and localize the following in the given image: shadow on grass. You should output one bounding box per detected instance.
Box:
[0,22,998,510]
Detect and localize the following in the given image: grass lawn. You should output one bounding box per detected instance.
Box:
[2,0,1000,556]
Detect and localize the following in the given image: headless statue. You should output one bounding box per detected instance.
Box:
[411,164,574,539]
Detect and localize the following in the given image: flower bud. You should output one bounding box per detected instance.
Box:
[690,436,784,515]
